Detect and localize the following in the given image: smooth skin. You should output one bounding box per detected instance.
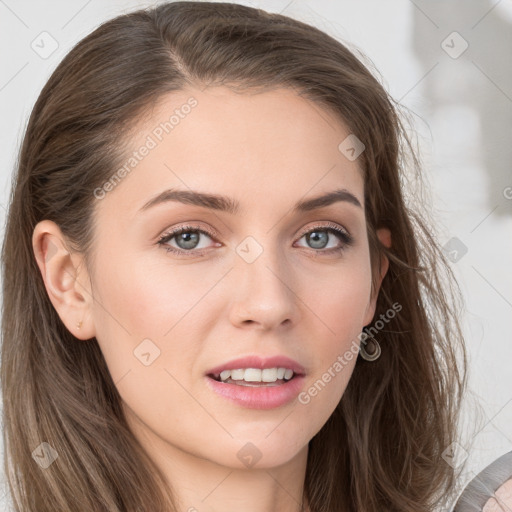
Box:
[33,86,391,512]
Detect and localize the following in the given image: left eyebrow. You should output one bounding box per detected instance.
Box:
[137,187,362,215]
[294,189,362,211]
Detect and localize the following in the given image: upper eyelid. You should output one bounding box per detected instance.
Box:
[297,222,350,237]
[158,221,351,245]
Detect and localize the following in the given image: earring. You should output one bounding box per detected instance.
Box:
[76,321,83,329]
[359,329,381,361]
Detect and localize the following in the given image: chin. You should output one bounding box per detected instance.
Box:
[206,434,309,471]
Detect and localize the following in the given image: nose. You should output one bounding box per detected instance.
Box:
[228,240,300,331]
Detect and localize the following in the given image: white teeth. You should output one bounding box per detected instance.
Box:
[244,368,262,382]
[284,368,294,380]
[230,369,244,380]
[219,370,231,381]
[217,367,295,383]
[261,368,277,382]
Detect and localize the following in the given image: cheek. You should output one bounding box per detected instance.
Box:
[93,249,214,338]
[89,248,243,403]
[89,250,212,381]
[285,254,372,420]
[301,252,373,340]
[89,255,212,439]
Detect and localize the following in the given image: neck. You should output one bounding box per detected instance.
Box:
[130,419,309,512]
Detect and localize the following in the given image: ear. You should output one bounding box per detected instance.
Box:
[363,227,391,325]
[32,220,95,340]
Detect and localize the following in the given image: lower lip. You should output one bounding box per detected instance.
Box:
[205,375,305,410]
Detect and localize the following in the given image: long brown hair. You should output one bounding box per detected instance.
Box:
[1,2,468,510]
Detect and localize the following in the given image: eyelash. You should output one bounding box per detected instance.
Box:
[157,222,354,257]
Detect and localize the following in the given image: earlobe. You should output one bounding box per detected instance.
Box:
[32,220,95,340]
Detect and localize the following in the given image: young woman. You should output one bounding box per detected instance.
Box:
[1,2,476,511]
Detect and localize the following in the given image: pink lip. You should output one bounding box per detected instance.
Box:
[205,355,306,410]
[205,374,305,409]
[206,355,306,377]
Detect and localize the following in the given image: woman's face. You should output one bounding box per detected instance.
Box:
[58,86,388,470]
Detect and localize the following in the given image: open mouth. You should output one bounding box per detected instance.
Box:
[208,375,294,387]
[207,367,298,387]
[205,365,305,409]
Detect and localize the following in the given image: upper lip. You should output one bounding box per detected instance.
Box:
[206,355,306,377]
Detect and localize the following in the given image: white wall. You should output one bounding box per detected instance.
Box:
[1,0,511,509]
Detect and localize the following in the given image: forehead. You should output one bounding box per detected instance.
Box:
[96,85,365,218]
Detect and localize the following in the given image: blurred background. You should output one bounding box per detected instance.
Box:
[1,0,511,509]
